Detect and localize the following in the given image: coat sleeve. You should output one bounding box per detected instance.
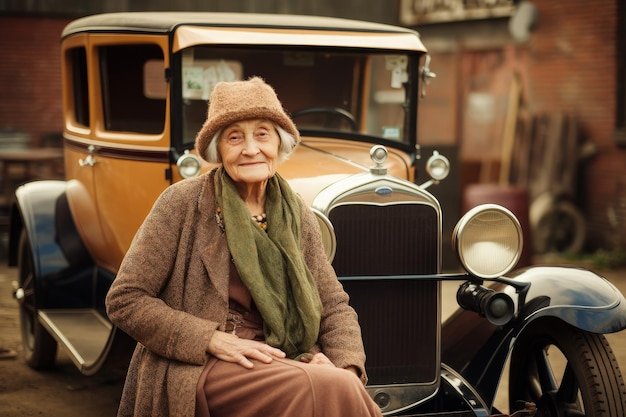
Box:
[300,206,368,384]
[105,181,219,366]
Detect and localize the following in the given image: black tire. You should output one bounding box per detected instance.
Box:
[509,317,626,416]
[17,229,58,369]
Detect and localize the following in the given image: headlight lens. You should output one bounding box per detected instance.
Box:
[425,151,450,181]
[176,150,202,179]
[452,204,523,278]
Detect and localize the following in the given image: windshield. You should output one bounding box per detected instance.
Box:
[178,46,415,147]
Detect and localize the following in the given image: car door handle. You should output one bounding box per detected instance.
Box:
[79,154,96,167]
[79,145,97,167]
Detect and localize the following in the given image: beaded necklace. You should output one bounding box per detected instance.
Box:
[215,207,268,232]
[252,213,268,231]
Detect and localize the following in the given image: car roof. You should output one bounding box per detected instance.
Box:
[62,11,421,38]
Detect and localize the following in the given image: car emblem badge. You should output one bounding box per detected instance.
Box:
[375,186,393,196]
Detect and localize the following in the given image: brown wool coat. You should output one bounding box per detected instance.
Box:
[105,170,367,417]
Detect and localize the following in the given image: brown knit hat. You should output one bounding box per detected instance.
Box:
[195,77,299,161]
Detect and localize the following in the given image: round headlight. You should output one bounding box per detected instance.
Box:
[452,204,523,278]
[176,150,202,179]
[425,151,450,181]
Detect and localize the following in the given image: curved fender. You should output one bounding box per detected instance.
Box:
[9,180,94,304]
[508,265,626,334]
[10,180,69,278]
[442,265,626,408]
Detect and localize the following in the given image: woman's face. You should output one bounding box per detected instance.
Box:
[217,119,281,185]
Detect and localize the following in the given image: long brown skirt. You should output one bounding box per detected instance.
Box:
[195,357,382,417]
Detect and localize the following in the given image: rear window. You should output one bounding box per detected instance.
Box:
[99,44,166,134]
[68,46,89,127]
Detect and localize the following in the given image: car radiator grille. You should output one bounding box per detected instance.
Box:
[329,203,439,386]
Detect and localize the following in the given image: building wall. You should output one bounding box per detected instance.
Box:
[0,0,399,24]
[0,17,71,146]
[414,0,625,251]
[527,1,623,249]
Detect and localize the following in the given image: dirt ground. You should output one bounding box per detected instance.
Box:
[0,265,124,417]
[1,261,626,417]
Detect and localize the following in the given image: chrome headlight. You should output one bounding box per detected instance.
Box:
[452,204,523,278]
[425,151,450,182]
[311,208,336,263]
[176,150,202,179]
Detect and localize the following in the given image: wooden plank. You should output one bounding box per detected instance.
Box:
[527,113,548,200]
[509,109,532,188]
[499,72,523,185]
[546,112,565,187]
[556,115,579,198]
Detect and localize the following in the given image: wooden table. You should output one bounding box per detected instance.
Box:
[0,147,64,206]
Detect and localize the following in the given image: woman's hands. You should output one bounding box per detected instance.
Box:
[207,331,286,369]
[300,352,335,367]
[300,353,359,377]
[208,332,358,377]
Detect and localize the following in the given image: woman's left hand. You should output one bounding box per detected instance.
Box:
[300,352,335,367]
[300,353,360,377]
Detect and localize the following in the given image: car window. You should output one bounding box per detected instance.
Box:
[100,44,166,134]
[179,46,413,146]
[67,46,89,128]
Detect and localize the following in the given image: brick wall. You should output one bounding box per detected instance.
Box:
[0,17,71,146]
[524,0,623,249]
[417,0,625,251]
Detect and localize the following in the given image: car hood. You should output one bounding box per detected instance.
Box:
[279,137,414,205]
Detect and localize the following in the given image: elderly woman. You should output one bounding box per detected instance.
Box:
[105,77,381,417]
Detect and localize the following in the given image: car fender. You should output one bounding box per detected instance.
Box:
[10,181,67,275]
[9,180,94,305]
[441,265,626,408]
[508,265,626,334]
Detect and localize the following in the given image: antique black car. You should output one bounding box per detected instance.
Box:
[9,12,626,416]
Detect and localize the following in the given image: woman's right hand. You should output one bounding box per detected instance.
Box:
[207,331,286,369]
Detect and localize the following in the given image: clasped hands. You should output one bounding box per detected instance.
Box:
[207,330,347,372]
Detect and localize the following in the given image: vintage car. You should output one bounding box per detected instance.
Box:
[8,11,626,416]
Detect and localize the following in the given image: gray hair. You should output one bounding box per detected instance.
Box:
[205,124,296,165]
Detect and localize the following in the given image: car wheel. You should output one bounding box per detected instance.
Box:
[17,229,57,369]
[530,194,586,254]
[509,317,626,416]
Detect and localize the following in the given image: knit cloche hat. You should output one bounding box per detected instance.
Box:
[195,77,300,161]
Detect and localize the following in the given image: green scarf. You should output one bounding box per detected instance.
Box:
[214,168,322,359]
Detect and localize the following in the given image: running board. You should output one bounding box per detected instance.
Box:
[38,309,113,375]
